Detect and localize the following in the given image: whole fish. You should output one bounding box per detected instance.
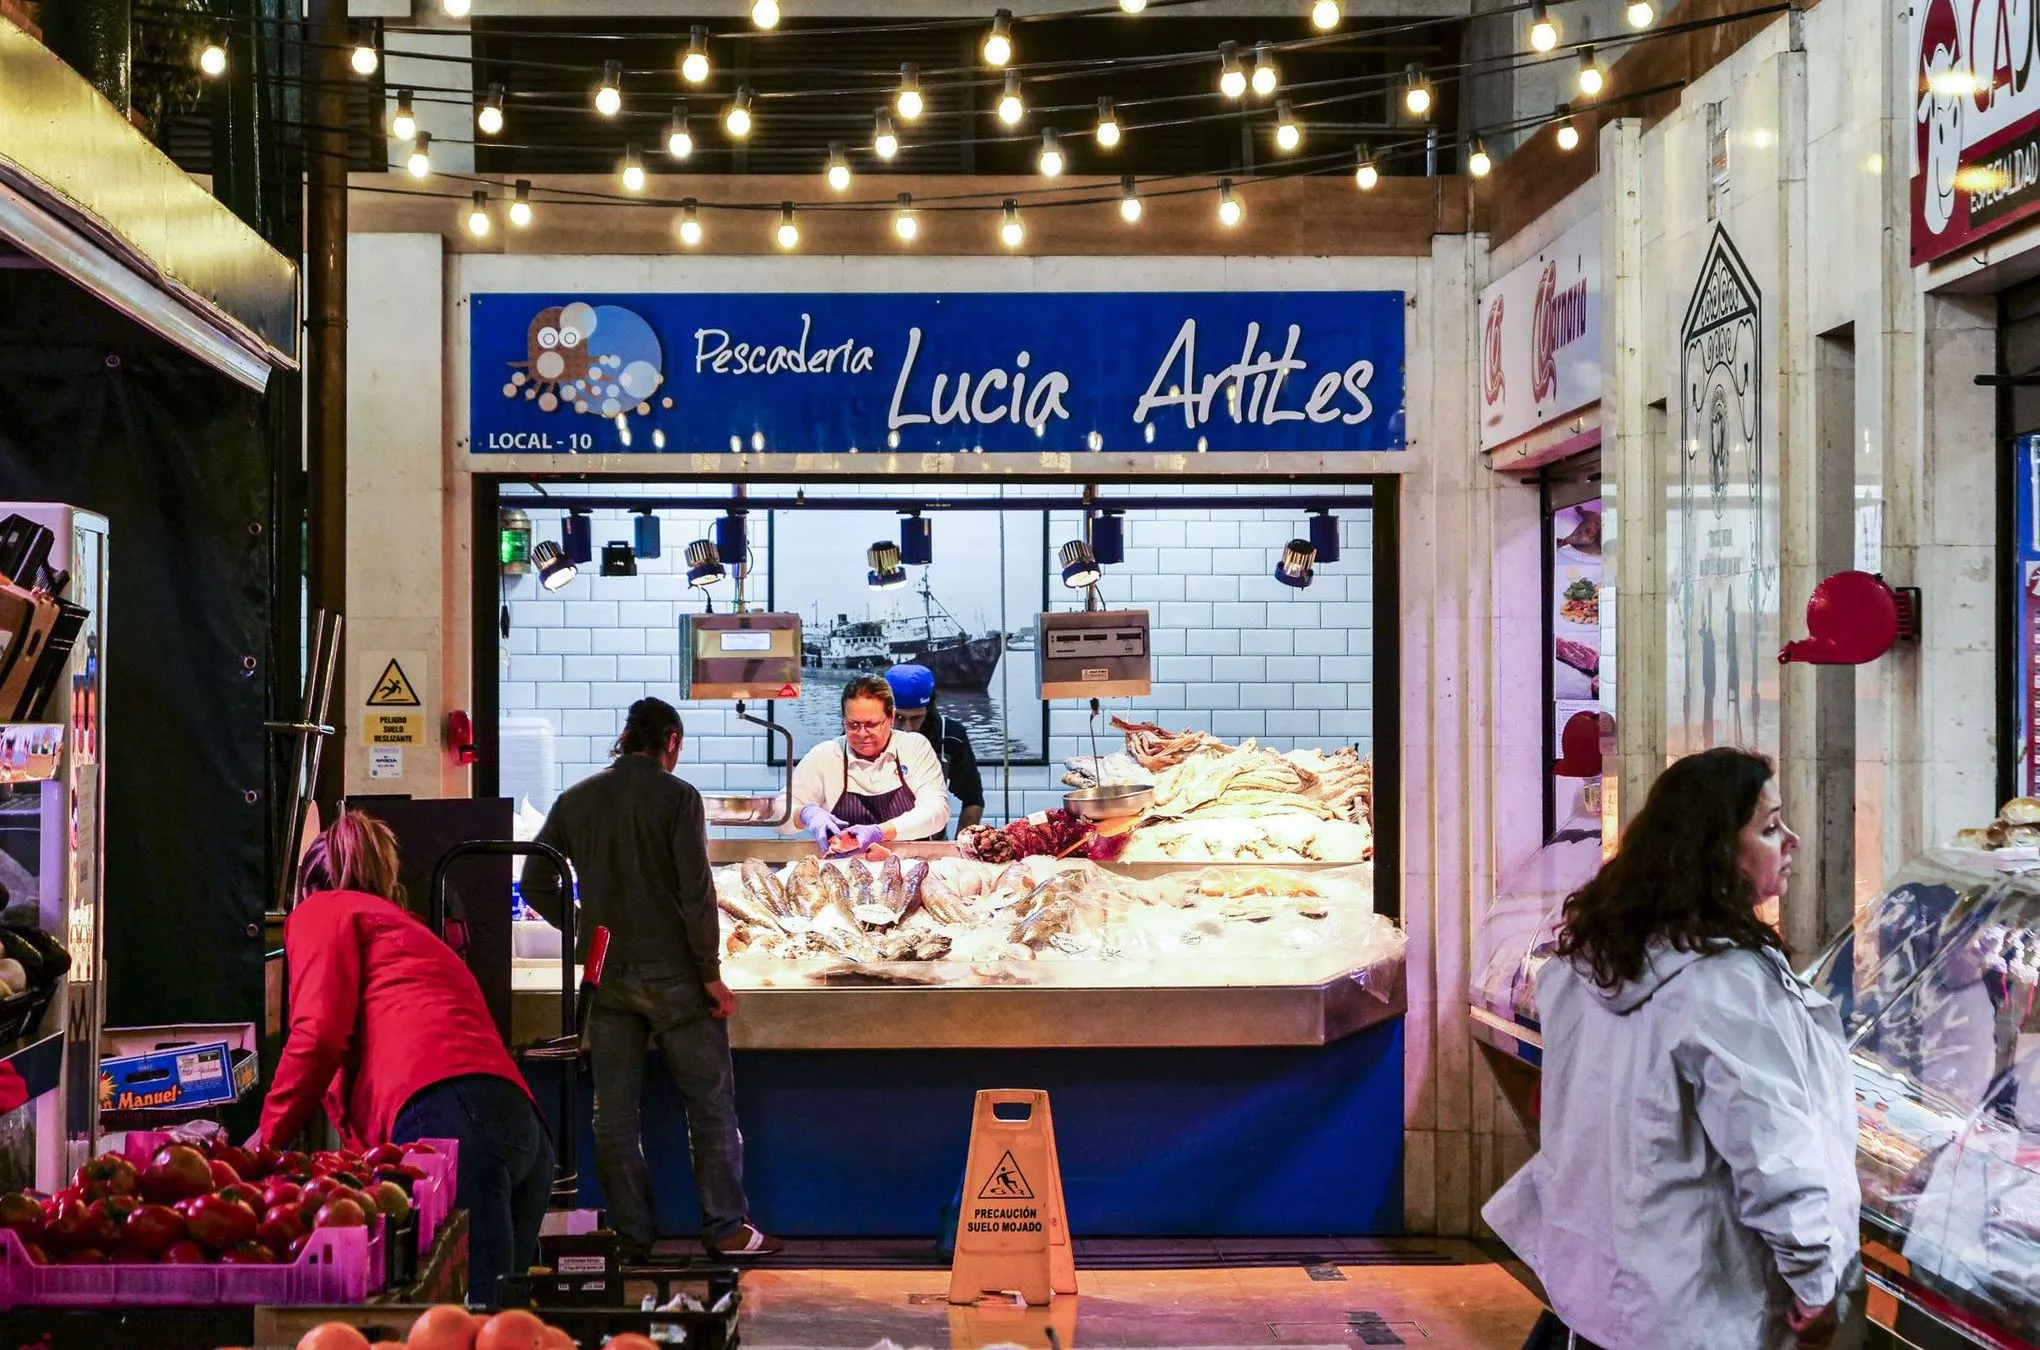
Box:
[783,857,825,919]
[742,859,791,918]
[900,861,929,922]
[920,873,970,926]
[717,874,781,933]
[820,864,856,922]
[879,856,907,917]
[851,861,896,926]
[1013,897,1080,953]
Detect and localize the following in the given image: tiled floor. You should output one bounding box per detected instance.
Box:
[731,1241,1547,1348]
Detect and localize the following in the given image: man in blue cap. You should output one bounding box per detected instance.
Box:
[885,663,984,835]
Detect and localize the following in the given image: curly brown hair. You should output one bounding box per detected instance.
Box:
[1554,747,1784,989]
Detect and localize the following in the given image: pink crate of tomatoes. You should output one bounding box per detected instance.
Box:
[403,1138,458,1252]
[0,1223,384,1310]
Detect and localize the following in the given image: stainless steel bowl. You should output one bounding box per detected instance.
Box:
[703,793,787,825]
[1063,784,1156,821]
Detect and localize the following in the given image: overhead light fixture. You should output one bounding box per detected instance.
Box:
[1038,128,1065,177]
[1119,174,1143,222]
[350,27,379,75]
[714,510,749,573]
[678,198,703,246]
[634,510,663,560]
[389,90,417,141]
[602,541,638,577]
[874,111,900,159]
[562,509,594,565]
[531,540,576,591]
[442,0,471,16]
[983,9,1014,67]
[1308,509,1341,563]
[199,32,228,77]
[1251,41,1279,96]
[620,143,647,192]
[1091,510,1125,566]
[1096,96,1122,148]
[509,179,534,227]
[1274,539,1315,589]
[1468,138,1492,177]
[868,541,908,590]
[666,105,693,158]
[894,193,919,241]
[899,512,934,566]
[1578,47,1605,97]
[1529,1,1559,52]
[1217,178,1243,228]
[896,63,924,120]
[1311,0,1342,29]
[826,143,852,191]
[1404,65,1432,117]
[681,26,712,83]
[406,131,432,180]
[1556,115,1580,150]
[466,190,492,237]
[1059,540,1102,589]
[1354,144,1379,189]
[752,0,781,29]
[477,83,506,136]
[1000,198,1024,248]
[997,73,1024,125]
[1626,0,1656,26]
[596,60,623,117]
[726,86,754,137]
[1121,0,1147,11]
[1218,42,1246,99]
[776,201,799,250]
[685,539,726,588]
[1274,100,1302,152]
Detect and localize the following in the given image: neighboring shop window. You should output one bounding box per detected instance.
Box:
[2001,279,2040,803]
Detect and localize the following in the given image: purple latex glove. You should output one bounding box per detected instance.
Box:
[839,824,888,854]
[799,804,848,849]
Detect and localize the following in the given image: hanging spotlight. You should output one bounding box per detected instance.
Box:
[983,9,1014,66]
[199,31,228,77]
[826,143,853,192]
[442,0,471,17]
[1059,540,1102,589]
[634,510,663,560]
[1119,174,1143,223]
[776,201,799,250]
[894,193,919,241]
[685,539,726,588]
[477,83,506,136]
[1404,65,1432,116]
[997,73,1024,126]
[405,131,432,180]
[899,512,934,566]
[714,511,749,574]
[726,86,754,137]
[1274,100,1302,152]
[681,26,712,83]
[562,510,594,565]
[1217,178,1243,228]
[350,27,380,75]
[1626,0,1656,26]
[678,198,703,246]
[531,541,577,591]
[1529,0,1559,52]
[874,110,900,160]
[1311,0,1342,29]
[466,190,492,237]
[1468,138,1492,177]
[1308,509,1341,563]
[389,90,417,142]
[1354,143,1379,189]
[752,0,781,29]
[1274,539,1316,589]
[868,542,909,590]
[667,105,693,158]
[510,179,534,227]
[1000,199,1024,248]
[1252,42,1279,96]
[1121,0,1147,10]
[602,541,638,577]
[1038,128,1065,177]
[1218,42,1247,99]
[596,60,623,117]
[896,63,924,121]
[1577,47,1605,97]
[1091,510,1126,566]
[1556,115,1580,150]
[1095,96,1122,148]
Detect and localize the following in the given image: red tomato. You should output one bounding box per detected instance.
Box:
[58,1247,106,1264]
[215,1183,263,1213]
[121,1203,188,1256]
[185,1194,259,1250]
[0,1191,46,1244]
[141,1145,213,1205]
[406,1304,481,1350]
[19,1241,48,1264]
[473,1310,547,1350]
[404,1141,438,1155]
[363,1144,406,1169]
[262,1180,304,1211]
[220,1240,276,1264]
[73,1155,141,1203]
[313,1198,367,1229]
[44,1196,116,1252]
[160,1239,210,1264]
[603,1337,660,1350]
[295,1323,372,1350]
[538,1327,575,1350]
[207,1160,243,1191]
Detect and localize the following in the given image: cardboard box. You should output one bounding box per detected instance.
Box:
[98,1023,258,1112]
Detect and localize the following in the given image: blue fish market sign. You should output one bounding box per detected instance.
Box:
[468,291,1406,455]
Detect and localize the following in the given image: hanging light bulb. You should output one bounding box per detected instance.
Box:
[1577,47,1605,97]
[874,110,900,159]
[509,179,534,228]
[1218,41,1247,99]
[1095,96,1121,148]
[997,73,1024,125]
[1121,0,1147,10]
[725,86,754,137]
[1556,116,1580,150]
[350,27,379,76]
[596,60,623,117]
[999,198,1024,248]
[1038,128,1064,177]
[678,198,703,246]
[389,89,417,142]
[752,0,781,29]
[894,193,918,241]
[620,143,647,192]
[1251,42,1279,97]
[1468,138,1492,177]
[681,26,712,83]
[1118,174,1143,223]
[1311,0,1342,29]
[983,9,1014,66]
[776,202,799,250]
[477,83,506,136]
[1274,100,1302,151]
[199,31,228,77]
[1217,178,1243,227]
[1404,64,1432,116]
[666,105,693,158]
[442,0,471,16]
[1529,0,1559,52]
[466,190,492,238]
[826,143,852,191]
[406,131,432,179]
[896,63,924,121]
[1627,0,1656,26]
[1354,143,1379,189]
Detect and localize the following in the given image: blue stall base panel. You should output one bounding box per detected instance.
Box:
[530,1020,1403,1239]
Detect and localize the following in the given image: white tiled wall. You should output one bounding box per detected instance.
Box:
[496,482,1374,828]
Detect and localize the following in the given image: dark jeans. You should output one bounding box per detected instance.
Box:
[585,962,750,1249]
[392,1073,553,1307]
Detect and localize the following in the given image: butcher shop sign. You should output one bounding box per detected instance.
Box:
[467,291,1406,456]
[1911,0,2040,262]
[1477,215,1601,452]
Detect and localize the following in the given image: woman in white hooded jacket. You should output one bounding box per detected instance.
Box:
[1485,748,1863,1350]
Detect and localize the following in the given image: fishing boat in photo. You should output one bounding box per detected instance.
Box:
[805,578,1005,690]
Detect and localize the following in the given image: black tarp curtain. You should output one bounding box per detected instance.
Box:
[0,269,274,1035]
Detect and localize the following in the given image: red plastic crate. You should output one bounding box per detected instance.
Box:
[0,1224,385,1309]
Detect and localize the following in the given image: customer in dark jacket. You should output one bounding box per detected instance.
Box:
[522,697,782,1260]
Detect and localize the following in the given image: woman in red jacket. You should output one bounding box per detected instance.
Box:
[252,811,553,1303]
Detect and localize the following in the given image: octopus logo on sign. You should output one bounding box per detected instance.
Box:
[1481,296,1506,408]
[504,300,670,419]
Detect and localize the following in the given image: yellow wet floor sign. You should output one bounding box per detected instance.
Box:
[948,1089,1077,1306]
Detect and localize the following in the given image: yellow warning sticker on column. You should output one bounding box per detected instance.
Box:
[368,658,422,707]
[363,712,424,746]
[359,650,428,746]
